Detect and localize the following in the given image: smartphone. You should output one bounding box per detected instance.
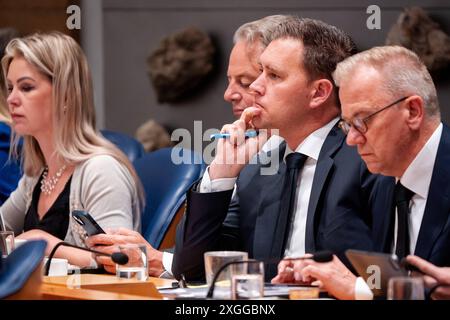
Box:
[72,210,106,236]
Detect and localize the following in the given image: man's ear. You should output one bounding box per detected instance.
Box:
[405,95,424,130]
[310,79,334,109]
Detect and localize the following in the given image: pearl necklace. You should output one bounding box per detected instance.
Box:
[40,164,67,195]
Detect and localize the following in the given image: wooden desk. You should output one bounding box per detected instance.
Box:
[41,274,174,300]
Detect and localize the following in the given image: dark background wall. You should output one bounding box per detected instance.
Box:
[0,0,80,40]
[1,0,450,143]
[87,0,450,145]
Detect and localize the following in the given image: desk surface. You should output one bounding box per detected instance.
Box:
[40,274,327,300]
[41,274,175,300]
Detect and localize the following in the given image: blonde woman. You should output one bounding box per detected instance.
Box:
[0,32,143,267]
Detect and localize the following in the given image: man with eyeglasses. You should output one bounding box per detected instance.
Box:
[273,45,450,300]
[173,17,393,284]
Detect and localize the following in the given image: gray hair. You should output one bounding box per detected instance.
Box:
[233,15,294,47]
[333,45,440,119]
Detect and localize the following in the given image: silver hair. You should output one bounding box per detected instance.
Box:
[233,15,295,47]
[333,45,440,118]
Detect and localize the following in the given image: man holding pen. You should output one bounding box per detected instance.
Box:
[172,17,391,282]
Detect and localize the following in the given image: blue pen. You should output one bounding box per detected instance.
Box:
[210,130,258,140]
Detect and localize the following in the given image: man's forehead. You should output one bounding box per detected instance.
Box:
[260,37,303,66]
[340,66,385,112]
[340,88,374,117]
[229,44,260,73]
[245,40,264,58]
[343,64,381,86]
[342,102,375,119]
[341,91,386,120]
[268,36,303,48]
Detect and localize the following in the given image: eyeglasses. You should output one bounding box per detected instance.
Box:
[338,96,409,135]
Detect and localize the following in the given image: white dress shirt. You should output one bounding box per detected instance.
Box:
[393,123,442,254]
[283,119,339,257]
[201,118,339,259]
[354,123,443,300]
[161,119,339,275]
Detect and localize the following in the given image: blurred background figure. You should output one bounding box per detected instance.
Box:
[146,26,215,103]
[0,88,20,205]
[135,119,173,152]
[386,6,450,78]
[0,27,21,205]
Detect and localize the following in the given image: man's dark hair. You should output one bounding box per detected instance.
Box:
[270,17,357,81]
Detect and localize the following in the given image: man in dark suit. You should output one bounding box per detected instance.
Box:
[276,45,450,299]
[172,17,390,281]
[84,15,292,278]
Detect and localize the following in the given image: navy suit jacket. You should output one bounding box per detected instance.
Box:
[373,124,450,267]
[173,124,390,281]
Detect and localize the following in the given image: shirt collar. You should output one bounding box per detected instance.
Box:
[284,117,339,161]
[400,123,442,199]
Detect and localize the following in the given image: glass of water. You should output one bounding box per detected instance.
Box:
[0,231,14,257]
[116,244,148,281]
[387,276,425,300]
[231,261,264,300]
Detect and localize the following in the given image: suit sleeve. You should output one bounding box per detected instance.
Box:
[317,149,378,270]
[336,158,378,268]
[172,179,240,281]
[332,157,387,269]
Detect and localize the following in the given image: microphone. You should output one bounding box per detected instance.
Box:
[44,241,129,276]
[206,250,333,298]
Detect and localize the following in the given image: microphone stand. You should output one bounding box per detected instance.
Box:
[44,241,128,276]
[206,259,260,299]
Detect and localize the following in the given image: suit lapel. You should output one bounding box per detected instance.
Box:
[305,125,344,252]
[414,126,450,259]
[376,182,396,253]
[253,144,287,260]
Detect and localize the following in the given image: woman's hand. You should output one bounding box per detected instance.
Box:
[18,229,93,267]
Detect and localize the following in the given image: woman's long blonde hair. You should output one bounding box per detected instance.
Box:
[1,32,144,203]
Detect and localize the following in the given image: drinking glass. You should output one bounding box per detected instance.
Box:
[116,244,148,281]
[231,261,264,300]
[204,251,248,286]
[0,231,14,257]
[387,276,425,300]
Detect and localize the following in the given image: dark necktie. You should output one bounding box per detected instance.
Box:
[270,152,308,259]
[395,182,414,260]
